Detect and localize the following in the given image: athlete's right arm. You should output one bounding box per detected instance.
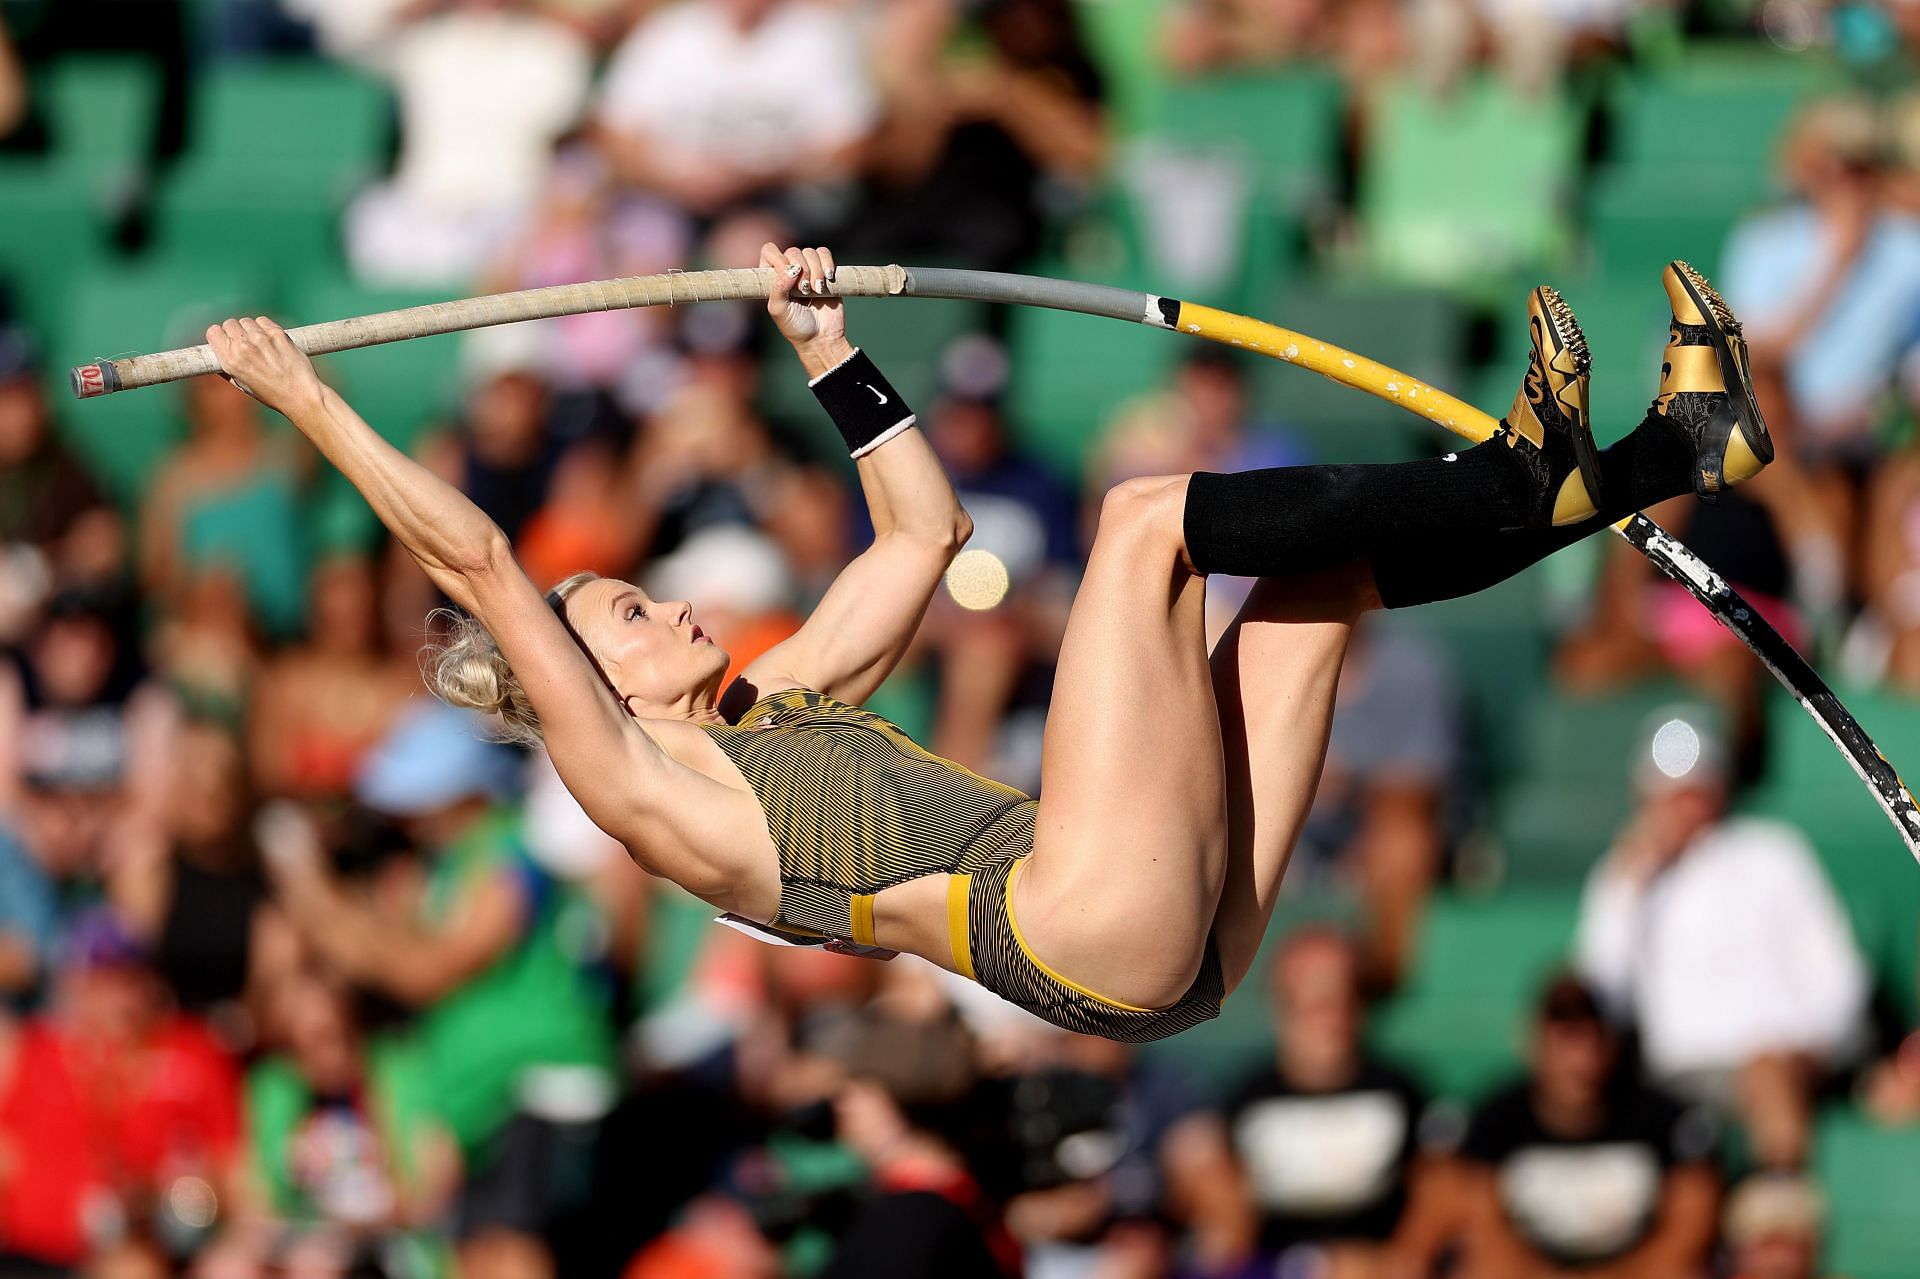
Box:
[201,319,666,838]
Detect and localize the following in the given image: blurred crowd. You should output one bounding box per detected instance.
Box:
[4,0,1920,1276]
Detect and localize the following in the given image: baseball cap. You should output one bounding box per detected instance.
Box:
[354,699,521,817]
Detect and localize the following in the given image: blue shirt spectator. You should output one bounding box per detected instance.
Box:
[0,822,55,1006]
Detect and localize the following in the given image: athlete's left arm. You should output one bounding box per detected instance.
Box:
[744,244,972,705]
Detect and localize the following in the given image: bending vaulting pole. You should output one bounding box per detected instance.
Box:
[68,264,1920,860]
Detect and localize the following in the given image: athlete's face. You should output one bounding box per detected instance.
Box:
[564,577,731,717]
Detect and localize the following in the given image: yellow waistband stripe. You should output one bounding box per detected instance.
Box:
[849,893,877,948]
[1003,860,1154,1014]
[946,875,975,981]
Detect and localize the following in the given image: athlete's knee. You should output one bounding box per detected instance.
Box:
[1095,474,1191,555]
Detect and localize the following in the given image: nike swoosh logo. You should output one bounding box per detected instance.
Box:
[864,384,888,405]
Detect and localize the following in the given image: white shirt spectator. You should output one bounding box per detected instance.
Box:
[347,6,591,286]
[382,8,591,216]
[1575,816,1869,1081]
[281,0,411,63]
[596,0,877,181]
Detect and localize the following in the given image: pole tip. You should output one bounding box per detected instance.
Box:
[70,362,117,399]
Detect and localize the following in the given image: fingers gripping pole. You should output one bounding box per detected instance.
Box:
[69,264,911,398]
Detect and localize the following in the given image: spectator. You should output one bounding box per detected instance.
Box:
[347,0,593,288]
[0,822,53,1007]
[0,588,172,883]
[809,1008,1020,1279]
[1299,623,1461,989]
[108,718,293,1048]
[1453,974,1720,1278]
[1722,95,1920,580]
[1723,1172,1835,1279]
[481,148,688,404]
[1187,926,1446,1276]
[148,564,265,729]
[247,552,418,805]
[1850,310,1920,690]
[139,375,311,643]
[0,325,123,642]
[626,313,850,596]
[0,910,245,1274]
[261,702,617,1279]
[0,8,23,140]
[910,338,1077,785]
[1092,348,1309,640]
[980,1027,1241,1279]
[421,335,571,554]
[1575,707,1870,1168]
[210,968,460,1279]
[843,0,1106,271]
[593,0,877,236]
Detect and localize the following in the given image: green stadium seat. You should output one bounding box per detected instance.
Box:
[1110,70,1340,312]
[1005,288,1185,479]
[1360,77,1579,290]
[1101,162,1301,316]
[1378,570,1553,783]
[1071,0,1168,138]
[1247,283,1466,465]
[151,165,345,283]
[1607,46,1839,172]
[1369,889,1581,1099]
[1493,782,1626,884]
[53,260,275,502]
[1149,70,1343,213]
[183,61,392,195]
[41,54,161,181]
[1813,1110,1920,1279]
[0,161,111,338]
[279,274,470,552]
[1587,186,1748,285]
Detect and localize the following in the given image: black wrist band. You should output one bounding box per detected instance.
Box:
[809,347,916,458]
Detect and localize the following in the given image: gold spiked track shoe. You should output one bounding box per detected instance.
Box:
[1651,260,1774,499]
[1501,285,1603,528]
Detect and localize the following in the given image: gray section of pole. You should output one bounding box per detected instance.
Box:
[903,268,1165,326]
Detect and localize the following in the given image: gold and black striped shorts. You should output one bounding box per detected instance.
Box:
[943,852,1224,1044]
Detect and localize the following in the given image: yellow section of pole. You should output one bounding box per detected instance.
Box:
[1175,301,1505,446]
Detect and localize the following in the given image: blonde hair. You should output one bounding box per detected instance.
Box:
[422,571,601,747]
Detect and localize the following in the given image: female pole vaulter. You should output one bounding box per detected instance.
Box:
[202,243,1767,1041]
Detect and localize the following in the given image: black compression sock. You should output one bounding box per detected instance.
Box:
[1371,415,1698,608]
[1181,438,1533,580]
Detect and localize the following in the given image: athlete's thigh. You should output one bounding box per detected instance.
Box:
[1021,475,1229,1009]
[1208,565,1368,992]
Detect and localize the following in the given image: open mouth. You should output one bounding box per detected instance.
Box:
[691,625,708,644]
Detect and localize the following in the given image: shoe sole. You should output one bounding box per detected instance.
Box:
[1670,260,1774,482]
[1534,285,1604,523]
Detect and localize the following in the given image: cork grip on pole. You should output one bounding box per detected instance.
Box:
[68,264,913,399]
